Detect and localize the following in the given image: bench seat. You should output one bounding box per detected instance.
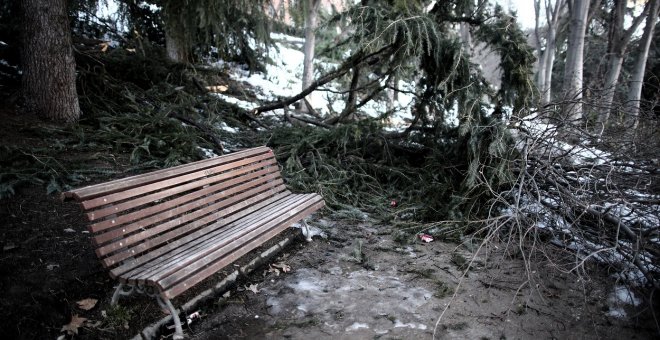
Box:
[63,146,324,338]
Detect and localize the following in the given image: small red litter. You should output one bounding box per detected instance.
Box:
[390,200,397,207]
[419,234,433,242]
[418,234,434,243]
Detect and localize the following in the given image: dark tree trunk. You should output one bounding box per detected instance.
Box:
[20,0,80,123]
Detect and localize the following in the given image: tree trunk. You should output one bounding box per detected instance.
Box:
[165,28,191,63]
[596,0,648,135]
[459,22,472,55]
[20,0,80,123]
[301,0,321,112]
[627,0,660,129]
[535,0,565,105]
[562,0,590,121]
[542,27,557,104]
[162,5,192,63]
[534,0,547,102]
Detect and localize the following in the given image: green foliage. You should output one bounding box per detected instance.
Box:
[475,5,536,112]
[267,0,529,223]
[0,46,248,198]
[160,0,272,69]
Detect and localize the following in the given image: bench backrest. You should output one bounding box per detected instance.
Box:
[63,146,288,270]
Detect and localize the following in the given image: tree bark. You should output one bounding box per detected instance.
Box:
[20,0,80,123]
[165,27,191,63]
[534,0,547,102]
[535,0,565,105]
[562,0,590,121]
[626,0,660,129]
[596,0,648,135]
[301,0,321,112]
[162,4,192,63]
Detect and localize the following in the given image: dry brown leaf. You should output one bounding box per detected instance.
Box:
[77,298,98,310]
[245,284,259,294]
[61,314,87,335]
[272,262,291,273]
[267,265,280,276]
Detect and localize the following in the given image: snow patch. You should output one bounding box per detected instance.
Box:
[345,322,370,331]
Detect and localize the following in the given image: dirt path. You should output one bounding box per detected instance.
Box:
[182,217,656,339]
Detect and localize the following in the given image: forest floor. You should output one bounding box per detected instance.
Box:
[0,109,657,339]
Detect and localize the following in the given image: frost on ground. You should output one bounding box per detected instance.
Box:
[189,218,655,340]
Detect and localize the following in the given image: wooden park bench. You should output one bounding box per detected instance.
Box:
[62,146,324,339]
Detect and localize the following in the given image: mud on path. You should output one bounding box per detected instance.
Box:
[184,217,657,340]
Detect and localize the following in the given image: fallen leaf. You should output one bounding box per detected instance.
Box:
[245,284,259,294]
[267,265,280,276]
[222,291,231,298]
[206,85,228,93]
[272,262,291,273]
[77,298,98,310]
[61,314,87,335]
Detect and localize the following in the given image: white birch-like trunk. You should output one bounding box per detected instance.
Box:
[534,0,547,101]
[596,0,648,135]
[301,0,321,112]
[534,0,565,105]
[626,0,660,129]
[562,0,590,121]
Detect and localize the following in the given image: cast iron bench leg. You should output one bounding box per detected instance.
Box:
[111,283,184,339]
[157,296,184,340]
[301,219,313,242]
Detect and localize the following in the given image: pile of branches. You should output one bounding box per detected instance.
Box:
[468,106,659,292]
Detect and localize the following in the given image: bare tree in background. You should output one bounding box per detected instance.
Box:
[595,0,649,135]
[562,0,590,120]
[626,0,660,129]
[20,0,81,123]
[301,0,321,112]
[534,0,566,105]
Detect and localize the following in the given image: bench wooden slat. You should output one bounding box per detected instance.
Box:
[63,146,271,201]
[99,182,288,265]
[132,194,311,284]
[155,194,319,288]
[87,158,278,222]
[109,191,292,278]
[64,146,325,313]
[161,197,325,299]
[91,171,282,244]
[82,153,276,211]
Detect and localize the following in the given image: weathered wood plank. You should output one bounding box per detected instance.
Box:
[130,194,311,284]
[109,191,293,278]
[98,182,287,265]
[82,153,276,211]
[63,146,271,201]
[86,159,278,223]
[161,197,325,298]
[91,171,282,243]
